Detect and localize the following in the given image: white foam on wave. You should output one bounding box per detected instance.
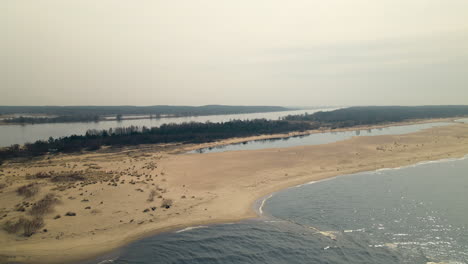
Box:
[294,180,317,188]
[376,167,396,172]
[258,194,273,215]
[426,262,466,264]
[253,155,467,222]
[391,240,452,247]
[308,226,338,240]
[392,233,409,236]
[97,259,116,264]
[369,244,385,248]
[344,228,365,233]
[368,243,399,249]
[175,225,208,233]
[290,155,468,194]
[370,154,468,175]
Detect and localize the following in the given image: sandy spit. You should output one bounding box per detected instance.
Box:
[0,121,467,264]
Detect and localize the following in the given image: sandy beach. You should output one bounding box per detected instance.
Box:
[0,120,468,264]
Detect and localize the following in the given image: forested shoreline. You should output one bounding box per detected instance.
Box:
[0,120,314,164]
[0,105,291,124]
[1,106,467,164]
[3,115,101,124]
[284,105,468,128]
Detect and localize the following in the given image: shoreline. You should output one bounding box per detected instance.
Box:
[0,121,467,264]
[102,125,468,263]
[179,117,460,153]
[0,109,308,127]
[256,152,468,217]
[69,129,468,263]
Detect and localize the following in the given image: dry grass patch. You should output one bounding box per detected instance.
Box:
[16,183,39,198]
[30,193,60,216]
[84,163,102,170]
[3,217,44,237]
[50,172,86,182]
[28,170,114,183]
[147,189,158,202]
[35,172,51,179]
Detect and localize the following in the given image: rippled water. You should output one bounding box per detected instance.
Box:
[0,109,333,147]
[89,157,468,264]
[190,122,452,154]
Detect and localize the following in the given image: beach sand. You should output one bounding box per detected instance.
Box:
[0,121,467,264]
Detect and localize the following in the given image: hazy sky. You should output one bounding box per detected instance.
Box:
[2,0,468,106]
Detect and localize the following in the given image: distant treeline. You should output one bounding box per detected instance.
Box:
[4,115,101,124]
[0,119,314,164]
[284,105,468,128]
[1,105,467,164]
[0,105,291,118]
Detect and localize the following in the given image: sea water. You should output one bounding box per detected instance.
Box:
[91,157,468,264]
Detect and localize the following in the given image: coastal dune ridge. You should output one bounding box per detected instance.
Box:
[0,121,467,264]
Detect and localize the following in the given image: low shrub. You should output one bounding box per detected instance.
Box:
[3,217,44,237]
[30,193,60,216]
[161,199,173,209]
[16,183,39,198]
[51,172,85,182]
[147,190,158,202]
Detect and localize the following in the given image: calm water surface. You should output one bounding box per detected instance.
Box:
[90,157,468,264]
[190,122,453,154]
[0,109,333,147]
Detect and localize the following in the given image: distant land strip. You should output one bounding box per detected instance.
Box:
[0,105,295,124]
[0,105,467,164]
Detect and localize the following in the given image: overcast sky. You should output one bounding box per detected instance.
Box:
[2,0,468,106]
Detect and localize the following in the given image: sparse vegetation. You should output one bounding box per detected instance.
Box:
[3,217,44,237]
[30,193,60,216]
[161,199,173,209]
[16,183,39,198]
[32,172,52,179]
[27,171,114,186]
[147,190,158,202]
[50,172,85,182]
